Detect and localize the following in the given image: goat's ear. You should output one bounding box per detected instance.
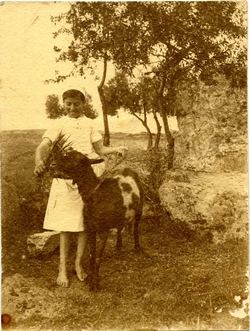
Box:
[90,158,105,165]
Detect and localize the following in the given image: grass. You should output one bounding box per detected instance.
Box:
[1,129,249,330]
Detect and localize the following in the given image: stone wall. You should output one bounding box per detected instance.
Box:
[173,76,247,173]
[159,77,248,243]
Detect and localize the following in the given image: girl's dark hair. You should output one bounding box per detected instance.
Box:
[62,89,85,102]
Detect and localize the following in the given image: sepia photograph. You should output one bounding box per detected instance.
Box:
[1,1,248,330]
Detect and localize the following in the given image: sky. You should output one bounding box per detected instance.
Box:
[0,2,178,133]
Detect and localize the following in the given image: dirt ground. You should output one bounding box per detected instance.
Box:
[1,130,249,330]
[2,221,249,330]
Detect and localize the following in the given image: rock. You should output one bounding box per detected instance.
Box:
[160,76,248,243]
[142,202,155,218]
[159,171,248,243]
[27,231,60,256]
[174,76,247,173]
[2,273,64,324]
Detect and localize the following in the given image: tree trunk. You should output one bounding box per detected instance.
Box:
[152,109,161,150]
[98,88,110,146]
[97,56,110,146]
[145,125,153,150]
[131,113,153,150]
[157,71,174,168]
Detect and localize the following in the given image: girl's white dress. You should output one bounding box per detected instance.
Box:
[42,116,105,232]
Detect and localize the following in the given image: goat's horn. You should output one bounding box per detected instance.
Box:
[90,158,105,165]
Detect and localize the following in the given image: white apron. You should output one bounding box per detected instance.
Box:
[42,116,105,232]
[43,162,105,232]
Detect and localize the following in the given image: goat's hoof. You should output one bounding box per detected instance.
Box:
[84,275,91,285]
[136,247,151,258]
[89,282,101,292]
[134,245,143,253]
[85,275,100,291]
[115,245,122,251]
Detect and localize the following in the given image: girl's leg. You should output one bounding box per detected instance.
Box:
[75,231,88,281]
[57,231,70,287]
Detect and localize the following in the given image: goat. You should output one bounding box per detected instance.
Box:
[54,148,143,291]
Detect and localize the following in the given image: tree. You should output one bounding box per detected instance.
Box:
[45,94,65,119]
[105,72,163,150]
[50,2,246,166]
[82,91,98,119]
[108,2,247,166]
[45,92,98,119]
[50,2,126,145]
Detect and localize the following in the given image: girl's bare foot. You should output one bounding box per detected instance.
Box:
[56,270,69,287]
[57,232,70,287]
[75,263,87,282]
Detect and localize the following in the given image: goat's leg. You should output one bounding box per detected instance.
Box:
[116,228,123,251]
[134,212,142,251]
[97,231,109,259]
[96,231,109,281]
[86,231,98,291]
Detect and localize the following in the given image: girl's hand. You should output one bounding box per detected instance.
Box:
[116,146,128,157]
[34,160,46,176]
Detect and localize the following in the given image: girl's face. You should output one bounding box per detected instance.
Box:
[64,97,84,118]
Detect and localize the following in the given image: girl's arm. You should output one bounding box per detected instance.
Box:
[34,138,52,175]
[92,140,128,157]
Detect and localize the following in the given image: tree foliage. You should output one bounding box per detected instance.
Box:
[82,91,98,119]
[51,1,246,93]
[52,3,116,79]
[108,2,246,146]
[45,94,65,119]
[50,2,246,162]
[114,2,247,83]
